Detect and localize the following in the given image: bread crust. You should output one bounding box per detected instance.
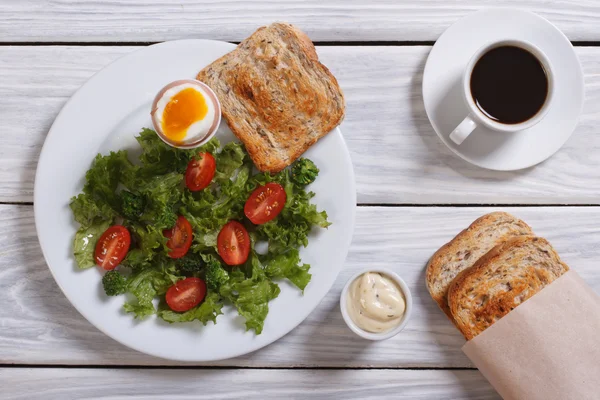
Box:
[425,212,533,321]
[448,236,569,340]
[197,22,345,172]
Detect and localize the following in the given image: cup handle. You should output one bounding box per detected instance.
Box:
[449,115,477,145]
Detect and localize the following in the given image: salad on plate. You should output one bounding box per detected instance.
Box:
[70,128,329,334]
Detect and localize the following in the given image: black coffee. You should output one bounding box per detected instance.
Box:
[470,45,548,124]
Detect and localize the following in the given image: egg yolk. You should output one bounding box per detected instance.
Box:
[161,88,208,142]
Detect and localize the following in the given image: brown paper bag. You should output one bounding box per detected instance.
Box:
[462,271,600,400]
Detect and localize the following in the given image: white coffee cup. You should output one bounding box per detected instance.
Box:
[449,40,555,145]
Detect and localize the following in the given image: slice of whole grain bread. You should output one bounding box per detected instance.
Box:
[448,236,569,340]
[425,212,533,321]
[197,22,345,172]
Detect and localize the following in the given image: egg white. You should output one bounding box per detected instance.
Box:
[153,83,216,144]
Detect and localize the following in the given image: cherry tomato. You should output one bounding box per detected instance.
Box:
[185,152,216,191]
[244,182,287,225]
[163,215,193,259]
[217,221,250,266]
[94,225,131,270]
[165,277,207,312]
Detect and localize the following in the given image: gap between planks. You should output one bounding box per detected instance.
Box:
[0,363,476,371]
[0,41,434,47]
[1,41,600,47]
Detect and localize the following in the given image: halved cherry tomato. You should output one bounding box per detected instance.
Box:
[165,277,207,312]
[163,215,193,259]
[95,225,131,270]
[185,152,216,191]
[217,221,250,266]
[244,182,287,225]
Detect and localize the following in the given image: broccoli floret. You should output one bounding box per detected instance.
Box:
[120,191,146,220]
[176,253,229,289]
[155,204,177,228]
[291,158,319,186]
[204,254,229,290]
[102,270,128,296]
[176,253,204,274]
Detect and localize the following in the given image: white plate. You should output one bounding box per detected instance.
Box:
[422,9,584,171]
[34,40,356,361]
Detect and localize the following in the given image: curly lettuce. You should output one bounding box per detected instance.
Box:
[70,128,329,333]
[249,168,330,254]
[82,150,136,211]
[70,193,117,227]
[123,258,181,318]
[158,291,223,324]
[69,151,134,228]
[219,253,281,334]
[263,248,311,291]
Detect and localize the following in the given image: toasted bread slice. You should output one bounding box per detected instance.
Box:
[197,22,345,172]
[426,212,533,321]
[448,236,569,340]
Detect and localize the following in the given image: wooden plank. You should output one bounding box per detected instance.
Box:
[1,46,600,204]
[1,1,600,42]
[0,368,500,400]
[1,205,599,367]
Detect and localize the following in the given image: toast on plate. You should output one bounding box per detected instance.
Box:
[448,235,569,340]
[425,212,533,320]
[197,22,345,172]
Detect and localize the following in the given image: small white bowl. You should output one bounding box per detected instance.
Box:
[340,268,413,341]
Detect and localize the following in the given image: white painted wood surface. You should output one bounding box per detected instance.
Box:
[3,4,600,397]
[2,46,600,204]
[2,205,599,367]
[1,1,600,42]
[0,368,500,400]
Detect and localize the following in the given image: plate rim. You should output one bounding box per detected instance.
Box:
[33,39,356,361]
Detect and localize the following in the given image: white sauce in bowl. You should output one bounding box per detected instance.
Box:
[346,272,406,333]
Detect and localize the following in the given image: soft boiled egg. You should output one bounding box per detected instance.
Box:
[151,79,221,148]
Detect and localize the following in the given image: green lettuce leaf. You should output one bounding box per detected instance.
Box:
[219,164,251,204]
[158,291,223,324]
[137,171,183,229]
[82,150,135,210]
[120,248,152,271]
[214,141,248,183]
[129,224,169,259]
[136,128,193,176]
[73,220,111,269]
[250,169,330,253]
[123,259,182,318]
[263,249,311,291]
[220,253,280,334]
[190,229,219,253]
[136,128,220,177]
[285,189,330,228]
[70,192,117,227]
[122,302,156,319]
[138,172,183,204]
[183,146,251,252]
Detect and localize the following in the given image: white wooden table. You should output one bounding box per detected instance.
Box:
[2,2,599,399]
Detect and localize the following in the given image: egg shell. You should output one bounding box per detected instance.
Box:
[151,79,222,149]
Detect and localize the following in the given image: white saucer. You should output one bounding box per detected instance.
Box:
[422,9,584,171]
